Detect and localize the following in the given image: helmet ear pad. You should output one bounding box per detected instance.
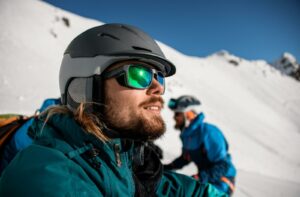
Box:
[92,75,105,114]
[65,76,104,113]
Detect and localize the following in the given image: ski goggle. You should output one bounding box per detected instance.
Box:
[168,98,177,110]
[103,64,165,94]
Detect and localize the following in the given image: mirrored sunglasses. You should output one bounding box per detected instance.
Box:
[103,64,165,94]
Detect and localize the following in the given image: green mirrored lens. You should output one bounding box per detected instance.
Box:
[128,66,152,88]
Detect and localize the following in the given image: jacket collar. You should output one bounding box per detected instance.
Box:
[29,113,146,165]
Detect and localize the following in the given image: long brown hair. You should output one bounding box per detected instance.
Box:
[43,103,109,142]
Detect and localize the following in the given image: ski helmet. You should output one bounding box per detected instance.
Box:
[59,23,176,110]
[168,95,201,112]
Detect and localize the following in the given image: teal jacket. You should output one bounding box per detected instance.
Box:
[0,113,226,196]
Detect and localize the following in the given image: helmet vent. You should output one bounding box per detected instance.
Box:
[132,46,152,52]
[98,33,120,40]
[120,25,139,36]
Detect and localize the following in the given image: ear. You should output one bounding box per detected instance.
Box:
[66,77,94,110]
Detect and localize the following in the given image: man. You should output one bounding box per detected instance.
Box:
[0,24,226,196]
[164,95,236,195]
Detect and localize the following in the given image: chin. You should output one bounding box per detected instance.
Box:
[143,117,165,140]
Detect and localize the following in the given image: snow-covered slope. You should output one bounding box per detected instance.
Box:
[0,0,100,113]
[1,0,300,196]
[157,47,300,196]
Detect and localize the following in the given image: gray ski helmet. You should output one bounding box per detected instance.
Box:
[59,23,176,109]
[168,95,201,112]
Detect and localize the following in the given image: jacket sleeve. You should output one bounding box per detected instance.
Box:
[164,152,190,170]
[157,171,228,196]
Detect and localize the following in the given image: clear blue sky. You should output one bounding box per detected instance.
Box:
[44,0,300,62]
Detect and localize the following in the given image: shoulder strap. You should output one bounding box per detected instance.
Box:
[0,115,23,127]
[0,115,31,150]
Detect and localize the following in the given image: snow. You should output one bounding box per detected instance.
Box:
[1,0,300,196]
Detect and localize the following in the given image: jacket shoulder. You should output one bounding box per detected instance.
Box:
[202,123,228,162]
[0,144,102,197]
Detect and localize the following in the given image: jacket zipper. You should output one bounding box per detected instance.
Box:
[114,144,122,167]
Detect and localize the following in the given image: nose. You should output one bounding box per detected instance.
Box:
[146,77,164,95]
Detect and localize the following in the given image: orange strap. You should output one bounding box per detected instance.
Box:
[0,116,21,127]
[221,176,235,192]
[0,115,32,149]
[0,124,20,146]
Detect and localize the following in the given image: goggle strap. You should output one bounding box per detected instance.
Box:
[102,67,125,79]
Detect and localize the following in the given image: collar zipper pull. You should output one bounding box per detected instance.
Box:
[114,144,122,167]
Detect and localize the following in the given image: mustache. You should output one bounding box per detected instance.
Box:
[139,96,165,107]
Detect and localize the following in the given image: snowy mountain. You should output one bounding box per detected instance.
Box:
[272,52,300,81]
[1,0,300,196]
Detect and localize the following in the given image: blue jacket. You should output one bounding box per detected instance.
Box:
[0,113,227,196]
[166,113,236,194]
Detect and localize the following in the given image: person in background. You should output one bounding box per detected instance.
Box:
[0,24,226,196]
[164,95,236,195]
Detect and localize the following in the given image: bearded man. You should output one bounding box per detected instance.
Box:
[0,24,226,197]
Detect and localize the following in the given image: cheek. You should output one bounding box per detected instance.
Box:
[105,78,128,102]
[105,78,144,112]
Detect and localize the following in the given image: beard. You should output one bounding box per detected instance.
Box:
[175,120,185,131]
[103,96,166,140]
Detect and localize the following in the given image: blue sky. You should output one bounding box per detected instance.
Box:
[44,0,300,62]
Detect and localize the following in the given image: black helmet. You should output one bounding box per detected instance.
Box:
[59,23,176,110]
[168,95,201,112]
